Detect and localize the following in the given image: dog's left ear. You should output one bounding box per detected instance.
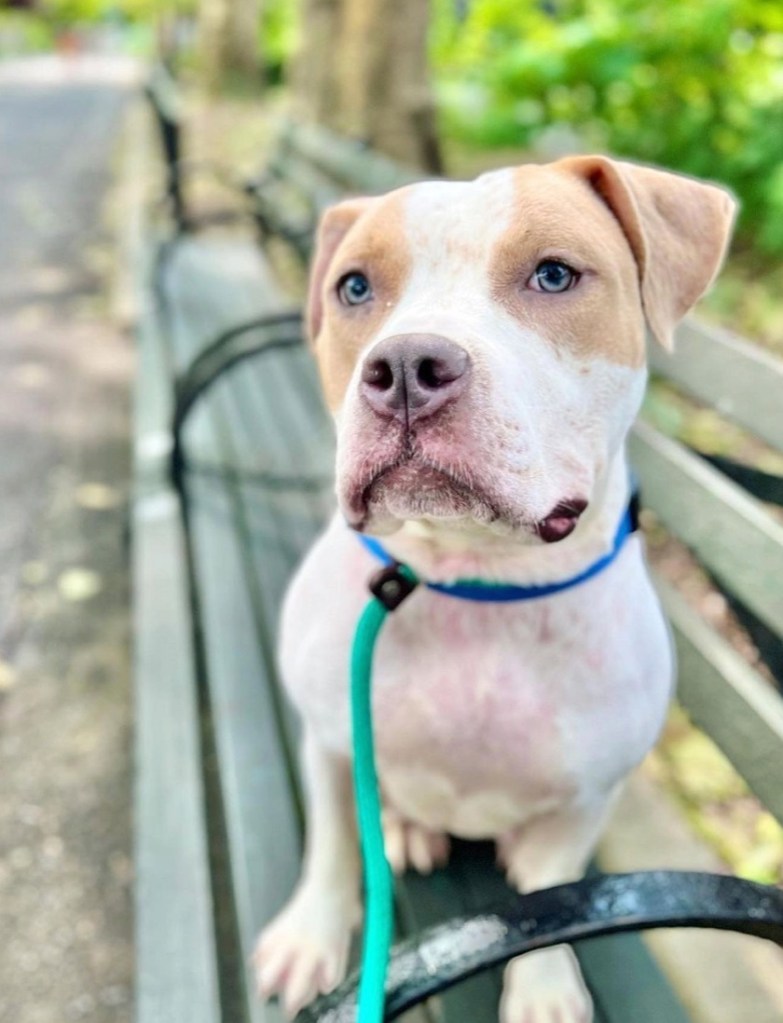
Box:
[557,156,737,350]
[307,197,375,345]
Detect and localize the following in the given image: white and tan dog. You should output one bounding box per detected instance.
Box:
[254,156,736,1021]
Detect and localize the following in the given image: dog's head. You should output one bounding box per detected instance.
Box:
[307,157,736,541]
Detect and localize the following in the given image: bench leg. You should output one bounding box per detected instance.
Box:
[253,731,361,1019]
[497,788,621,1023]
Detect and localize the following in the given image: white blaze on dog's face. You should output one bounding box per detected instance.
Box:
[307,157,736,541]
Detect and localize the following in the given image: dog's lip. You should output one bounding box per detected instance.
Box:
[348,455,510,530]
[536,498,589,544]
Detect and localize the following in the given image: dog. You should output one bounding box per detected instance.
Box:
[253,155,736,1022]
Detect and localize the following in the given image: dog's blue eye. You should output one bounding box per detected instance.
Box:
[531,261,578,293]
[337,272,373,306]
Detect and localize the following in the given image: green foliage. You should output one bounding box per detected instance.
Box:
[0,10,55,52]
[37,0,195,26]
[433,0,783,255]
[44,0,106,20]
[263,0,299,83]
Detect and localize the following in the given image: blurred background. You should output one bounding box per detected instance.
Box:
[3,0,783,342]
[0,2,781,1022]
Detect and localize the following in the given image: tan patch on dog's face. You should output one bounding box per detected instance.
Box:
[489,166,646,368]
[315,191,412,410]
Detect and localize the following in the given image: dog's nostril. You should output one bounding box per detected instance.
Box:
[417,358,441,389]
[416,352,468,390]
[362,359,394,391]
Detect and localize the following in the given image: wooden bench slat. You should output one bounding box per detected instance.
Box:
[657,577,783,827]
[187,479,301,1023]
[650,319,783,454]
[162,237,282,372]
[577,934,693,1023]
[263,151,345,213]
[630,419,783,642]
[134,288,176,486]
[134,284,221,1023]
[231,347,335,496]
[134,491,222,1023]
[284,120,420,195]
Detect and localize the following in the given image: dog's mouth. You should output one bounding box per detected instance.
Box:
[347,456,509,532]
[347,456,589,542]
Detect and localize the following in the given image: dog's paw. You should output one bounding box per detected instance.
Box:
[500,947,593,1023]
[253,885,360,1018]
[383,808,450,876]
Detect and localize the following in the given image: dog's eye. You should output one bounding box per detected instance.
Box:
[529,261,579,293]
[337,272,373,306]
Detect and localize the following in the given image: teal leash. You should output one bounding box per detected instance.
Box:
[350,501,639,1020]
[351,562,419,1023]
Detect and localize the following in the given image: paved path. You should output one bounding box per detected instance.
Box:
[0,56,138,1023]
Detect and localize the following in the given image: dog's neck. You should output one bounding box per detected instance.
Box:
[369,451,634,587]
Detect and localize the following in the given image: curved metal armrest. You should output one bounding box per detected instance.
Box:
[170,312,305,489]
[296,871,783,1022]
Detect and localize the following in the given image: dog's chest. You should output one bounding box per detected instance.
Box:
[281,532,673,839]
[372,603,570,834]
[370,592,646,835]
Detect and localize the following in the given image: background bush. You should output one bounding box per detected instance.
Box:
[433,0,783,256]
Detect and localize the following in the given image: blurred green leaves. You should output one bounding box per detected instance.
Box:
[41,0,197,19]
[434,0,783,255]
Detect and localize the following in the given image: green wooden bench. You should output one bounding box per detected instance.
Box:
[134,120,783,1023]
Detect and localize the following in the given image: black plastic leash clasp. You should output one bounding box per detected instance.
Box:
[369,562,419,611]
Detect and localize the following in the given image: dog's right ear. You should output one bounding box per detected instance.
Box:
[307,198,375,344]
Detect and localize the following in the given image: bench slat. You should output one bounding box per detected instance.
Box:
[630,419,783,642]
[650,319,783,454]
[264,152,345,213]
[284,120,420,195]
[577,934,692,1023]
[187,479,301,1023]
[134,491,222,1023]
[134,283,221,1023]
[657,577,783,827]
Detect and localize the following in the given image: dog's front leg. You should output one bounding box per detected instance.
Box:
[497,789,621,1023]
[253,729,362,1018]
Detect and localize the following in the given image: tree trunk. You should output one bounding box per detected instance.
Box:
[289,0,343,126]
[197,0,226,93]
[223,0,263,82]
[198,0,262,93]
[291,0,442,173]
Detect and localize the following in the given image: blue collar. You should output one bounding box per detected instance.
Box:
[358,497,639,602]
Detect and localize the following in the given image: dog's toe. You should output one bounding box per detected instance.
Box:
[253,885,357,1015]
[383,809,450,876]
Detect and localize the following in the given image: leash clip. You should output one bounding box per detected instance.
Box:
[369,562,418,611]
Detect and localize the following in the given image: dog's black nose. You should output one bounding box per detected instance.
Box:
[360,334,470,424]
